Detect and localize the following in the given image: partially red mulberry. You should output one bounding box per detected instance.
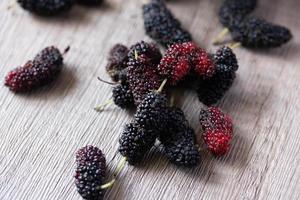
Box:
[5,46,66,93]
[199,107,233,156]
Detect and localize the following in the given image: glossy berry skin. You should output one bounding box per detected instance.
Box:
[17,0,73,15]
[106,44,129,82]
[112,83,134,109]
[219,0,257,28]
[5,46,64,93]
[119,122,157,165]
[134,92,168,132]
[143,0,192,47]
[75,145,106,200]
[160,107,200,168]
[158,42,214,85]
[230,16,292,48]
[199,107,233,156]
[127,41,163,105]
[197,46,238,106]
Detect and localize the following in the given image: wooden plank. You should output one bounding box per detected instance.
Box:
[0,0,299,199]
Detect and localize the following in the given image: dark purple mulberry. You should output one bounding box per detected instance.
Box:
[17,0,74,15]
[143,0,192,47]
[119,122,157,165]
[112,83,134,109]
[106,44,129,82]
[75,145,106,200]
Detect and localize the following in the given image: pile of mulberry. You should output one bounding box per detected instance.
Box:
[17,0,74,15]
[199,107,233,156]
[143,0,192,47]
[5,46,66,93]
[75,145,107,200]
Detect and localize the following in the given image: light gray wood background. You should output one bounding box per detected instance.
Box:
[0,0,299,199]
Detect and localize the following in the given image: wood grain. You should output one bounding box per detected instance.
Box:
[0,0,299,199]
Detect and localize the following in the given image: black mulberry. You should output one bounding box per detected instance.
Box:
[112,82,134,109]
[17,0,74,15]
[143,0,192,47]
[119,122,157,165]
[75,145,106,200]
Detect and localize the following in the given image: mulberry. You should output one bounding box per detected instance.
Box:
[75,145,106,200]
[196,46,238,106]
[143,0,192,47]
[160,107,200,168]
[158,42,214,85]
[127,41,163,105]
[134,92,168,131]
[229,16,292,48]
[112,83,134,109]
[106,44,129,82]
[17,0,74,15]
[119,122,157,165]
[199,107,233,156]
[5,46,66,93]
[219,0,257,28]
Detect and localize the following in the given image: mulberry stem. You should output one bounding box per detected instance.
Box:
[97,77,117,85]
[99,156,127,189]
[94,99,113,112]
[228,42,241,49]
[157,79,168,93]
[212,28,229,45]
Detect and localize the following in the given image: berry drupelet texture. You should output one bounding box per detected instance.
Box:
[106,44,129,82]
[5,46,65,93]
[219,0,257,28]
[119,122,158,165]
[230,16,292,48]
[17,0,74,15]
[126,41,163,105]
[158,42,215,85]
[112,82,134,109]
[160,107,200,168]
[199,107,233,156]
[143,0,192,47]
[75,145,106,200]
[134,92,168,132]
[196,46,238,106]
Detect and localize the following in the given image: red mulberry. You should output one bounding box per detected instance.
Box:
[5,46,66,93]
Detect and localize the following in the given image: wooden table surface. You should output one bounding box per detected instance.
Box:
[0,0,299,199]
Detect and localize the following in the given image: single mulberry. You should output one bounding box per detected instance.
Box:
[219,0,257,28]
[143,0,192,47]
[119,122,157,165]
[134,91,168,132]
[158,42,214,85]
[199,107,233,156]
[160,107,200,168]
[112,82,134,109]
[5,46,66,93]
[75,145,106,200]
[126,41,164,105]
[106,44,129,82]
[196,46,238,106]
[229,16,292,48]
[17,0,74,15]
